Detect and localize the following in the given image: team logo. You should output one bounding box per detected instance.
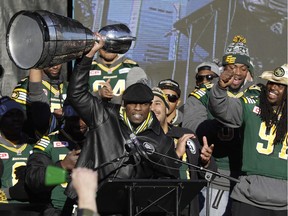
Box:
[142,142,155,155]
[225,55,236,64]
[273,67,285,77]
[119,68,130,74]
[0,152,9,159]
[186,139,196,154]
[11,92,19,99]
[53,141,69,148]
[89,70,101,76]
[253,106,260,114]
[62,94,67,100]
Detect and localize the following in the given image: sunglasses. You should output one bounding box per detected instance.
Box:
[195,74,216,82]
[165,94,179,103]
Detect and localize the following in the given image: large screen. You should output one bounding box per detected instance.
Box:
[73,0,287,102]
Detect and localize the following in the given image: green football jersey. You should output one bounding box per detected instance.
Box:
[33,131,78,209]
[190,83,262,171]
[0,141,33,203]
[11,77,67,112]
[88,58,138,95]
[240,97,287,179]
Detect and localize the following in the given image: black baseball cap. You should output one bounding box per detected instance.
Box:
[158,79,181,97]
[122,83,153,103]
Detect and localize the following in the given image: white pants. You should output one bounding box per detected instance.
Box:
[199,187,231,216]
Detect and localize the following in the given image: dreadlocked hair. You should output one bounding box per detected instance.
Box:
[259,85,287,145]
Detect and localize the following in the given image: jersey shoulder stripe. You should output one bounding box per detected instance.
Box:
[11,91,29,105]
[34,136,50,151]
[123,59,138,65]
[242,96,257,104]
[190,88,207,99]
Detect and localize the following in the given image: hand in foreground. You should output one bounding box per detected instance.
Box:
[200,136,214,167]
[72,168,98,214]
[175,133,196,158]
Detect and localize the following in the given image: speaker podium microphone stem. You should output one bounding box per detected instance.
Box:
[129,134,240,184]
[45,140,138,186]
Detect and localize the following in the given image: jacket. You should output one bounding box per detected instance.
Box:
[65,56,180,199]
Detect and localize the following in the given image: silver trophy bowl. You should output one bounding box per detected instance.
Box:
[6,10,136,70]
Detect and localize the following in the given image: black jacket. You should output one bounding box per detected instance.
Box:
[65,56,180,199]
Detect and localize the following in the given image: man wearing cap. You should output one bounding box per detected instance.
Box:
[158,79,183,126]
[0,97,34,206]
[151,87,217,216]
[209,64,287,216]
[65,35,180,202]
[195,61,221,87]
[25,102,87,215]
[183,61,221,133]
[184,36,262,216]
[88,24,147,105]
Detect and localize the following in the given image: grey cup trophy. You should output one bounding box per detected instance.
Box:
[6,10,136,70]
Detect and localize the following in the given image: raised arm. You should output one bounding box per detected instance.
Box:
[208,68,243,128]
[67,34,105,127]
[182,96,209,133]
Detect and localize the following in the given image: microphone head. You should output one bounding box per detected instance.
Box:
[124,139,133,153]
[142,142,155,155]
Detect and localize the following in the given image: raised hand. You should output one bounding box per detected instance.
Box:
[200,136,214,167]
[175,133,196,158]
[98,79,113,99]
[86,32,105,58]
[218,66,235,88]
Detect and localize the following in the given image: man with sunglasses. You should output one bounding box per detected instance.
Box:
[158,79,183,126]
[183,36,262,216]
[195,62,221,87]
[183,61,221,133]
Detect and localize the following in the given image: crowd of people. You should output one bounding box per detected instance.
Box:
[0,23,287,216]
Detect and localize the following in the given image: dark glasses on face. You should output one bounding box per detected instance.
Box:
[165,94,179,103]
[195,74,216,82]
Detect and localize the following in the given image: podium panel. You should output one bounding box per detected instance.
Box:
[96,179,206,216]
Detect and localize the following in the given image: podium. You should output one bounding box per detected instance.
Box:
[96,179,206,216]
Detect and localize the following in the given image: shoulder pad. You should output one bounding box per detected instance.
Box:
[34,136,50,151]
[20,77,29,82]
[14,77,29,88]
[123,59,138,65]
[248,84,261,91]
[241,96,257,104]
[49,130,59,136]
[190,88,208,99]
[91,61,98,65]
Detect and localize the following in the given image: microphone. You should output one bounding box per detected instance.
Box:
[129,133,148,159]
[124,139,141,163]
